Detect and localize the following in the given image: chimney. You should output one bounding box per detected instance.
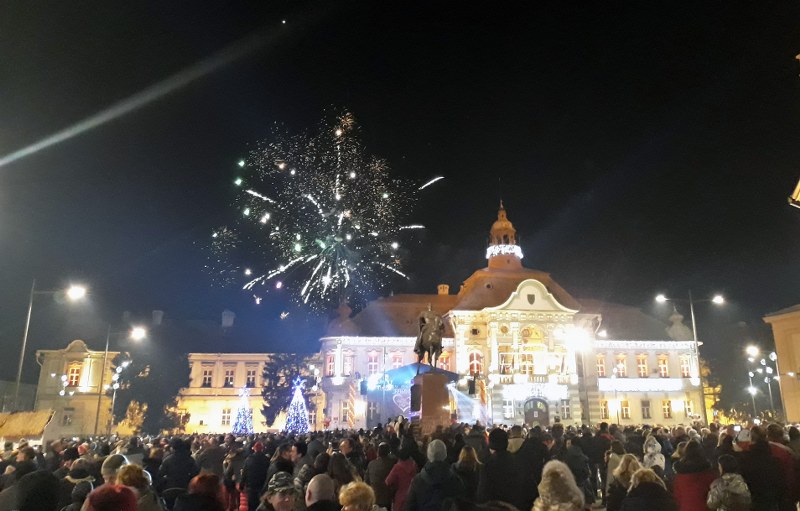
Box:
[437,284,450,295]
[222,309,236,328]
[152,310,164,325]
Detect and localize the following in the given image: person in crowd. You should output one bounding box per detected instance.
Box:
[124,438,147,466]
[296,452,328,499]
[477,428,527,510]
[260,471,299,511]
[606,454,642,511]
[117,463,164,511]
[642,435,665,478]
[507,425,525,454]
[54,447,81,479]
[364,442,395,510]
[532,460,584,511]
[738,427,785,511]
[158,439,199,492]
[142,448,164,483]
[787,426,800,456]
[563,434,593,506]
[517,427,548,508]
[339,481,384,511]
[304,474,339,511]
[405,439,464,511]
[706,454,751,511]
[340,439,366,477]
[765,423,797,511]
[385,446,417,511]
[57,458,95,510]
[173,473,226,511]
[672,440,716,511]
[0,456,36,511]
[267,444,296,488]
[242,441,270,511]
[451,445,481,502]
[327,452,360,495]
[464,423,488,464]
[619,468,676,511]
[224,440,247,511]
[85,484,138,511]
[292,442,314,478]
[62,480,93,511]
[605,441,625,492]
[197,437,226,478]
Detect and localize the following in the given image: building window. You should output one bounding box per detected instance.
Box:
[620,400,631,419]
[343,353,354,376]
[391,353,403,369]
[503,400,514,419]
[614,355,627,377]
[67,364,82,387]
[202,369,213,387]
[519,353,534,375]
[658,355,669,378]
[246,369,257,388]
[499,348,514,374]
[636,355,648,378]
[596,354,606,377]
[224,369,235,387]
[641,400,651,419]
[600,400,609,420]
[326,354,335,376]
[308,409,317,427]
[339,400,350,421]
[367,351,379,375]
[471,328,480,336]
[61,411,73,426]
[468,352,483,375]
[560,399,571,419]
[662,400,672,419]
[221,408,231,426]
[438,352,450,372]
[680,356,691,378]
[685,400,694,418]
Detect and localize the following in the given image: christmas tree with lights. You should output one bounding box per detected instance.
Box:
[232,387,254,435]
[285,377,310,433]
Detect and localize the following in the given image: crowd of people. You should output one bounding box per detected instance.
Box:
[0,418,799,511]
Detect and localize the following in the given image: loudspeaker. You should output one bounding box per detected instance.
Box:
[468,377,476,395]
[410,384,421,412]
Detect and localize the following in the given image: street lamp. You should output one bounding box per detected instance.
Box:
[747,371,758,416]
[655,290,724,424]
[93,326,146,435]
[15,280,87,410]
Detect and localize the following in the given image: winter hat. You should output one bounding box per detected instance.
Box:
[488,428,509,452]
[266,472,296,495]
[427,439,447,462]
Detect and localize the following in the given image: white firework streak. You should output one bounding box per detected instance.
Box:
[304,194,324,216]
[337,212,344,228]
[301,257,327,301]
[242,256,309,290]
[245,189,275,202]
[418,176,444,190]
[400,224,425,230]
[375,262,408,278]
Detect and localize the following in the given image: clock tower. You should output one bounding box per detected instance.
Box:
[486,202,523,270]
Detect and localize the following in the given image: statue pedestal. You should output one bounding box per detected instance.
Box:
[410,372,450,437]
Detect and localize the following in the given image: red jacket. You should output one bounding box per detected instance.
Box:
[672,468,717,511]
[385,458,417,511]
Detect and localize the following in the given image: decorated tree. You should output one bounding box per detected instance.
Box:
[285,377,310,433]
[232,387,254,435]
[261,353,314,426]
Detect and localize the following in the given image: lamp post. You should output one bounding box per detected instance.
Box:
[747,371,758,416]
[93,325,146,436]
[655,291,724,424]
[15,280,87,410]
[611,363,623,424]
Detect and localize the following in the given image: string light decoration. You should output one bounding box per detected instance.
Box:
[232,387,254,435]
[208,111,442,311]
[285,377,310,434]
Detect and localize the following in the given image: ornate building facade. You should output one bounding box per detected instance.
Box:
[319,205,705,429]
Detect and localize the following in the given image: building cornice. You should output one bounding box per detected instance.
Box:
[594,340,694,350]
[319,336,455,347]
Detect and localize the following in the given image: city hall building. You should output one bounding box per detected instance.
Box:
[319,205,706,429]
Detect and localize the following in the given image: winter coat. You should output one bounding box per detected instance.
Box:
[643,436,666,472]
[451,461,479,502]
[224,449,247,484]
[306,499,341,511]
[57,469,95,509]
[385,458,416,511]
[464,429,489,463]
[672,459,717,511]
[477,450,528,511]
[591,433,613,464]
[241,452,270,491]
[364,456,396,509]
[507,437,524,454]
[173,492,225,511]
[404,460,464,511]
[136,487,166,511]
[158,451,200,491]
[619,481,677,511]
[564,445,590,484]
[265,457,294,491]
[197,445,226,477]
[706,473,751,511]
[606,478,630,511]
[606,453,624,490]
[739,442,785,511]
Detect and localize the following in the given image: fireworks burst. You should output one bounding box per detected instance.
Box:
[210,111,439,312]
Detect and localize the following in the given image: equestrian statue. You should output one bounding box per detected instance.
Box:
[414,304,445,374]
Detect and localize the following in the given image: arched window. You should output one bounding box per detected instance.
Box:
[391,352,403,369]
[468,351,483,375]
[67,362,82,387]
[367,351,379,375]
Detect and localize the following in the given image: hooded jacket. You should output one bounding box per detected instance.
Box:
[672,458,717,511]
[643,436,666,471]
[620,481,677,511]
[706,473,752,511]
[404,460,464,511]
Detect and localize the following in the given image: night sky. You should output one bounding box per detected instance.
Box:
[3,2,800,393]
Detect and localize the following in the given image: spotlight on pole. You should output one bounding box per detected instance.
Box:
[66,285,87,301]
[655,294,667,304]
[130,327,147,341]
[712,294,724,305]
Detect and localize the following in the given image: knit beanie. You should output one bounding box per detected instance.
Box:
[488,428,509,452]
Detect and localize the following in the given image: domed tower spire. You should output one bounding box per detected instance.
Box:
[486,202,523,269]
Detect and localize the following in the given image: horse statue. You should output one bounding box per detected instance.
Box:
[414,304,445,374]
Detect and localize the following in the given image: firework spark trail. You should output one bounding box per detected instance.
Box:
[419,176,445,190]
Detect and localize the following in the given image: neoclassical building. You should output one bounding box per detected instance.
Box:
[319,205,705,429]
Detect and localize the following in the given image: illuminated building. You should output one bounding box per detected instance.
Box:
[320,204,705,427]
